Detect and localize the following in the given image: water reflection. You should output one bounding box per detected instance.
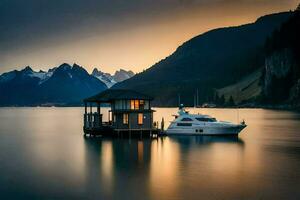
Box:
[1,108,300,199]
[168,135,244,146]
[150,136,246,199]
[83,136,244,199]
[83,138,153,199]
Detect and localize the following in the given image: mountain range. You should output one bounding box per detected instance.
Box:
[1,10,299,107]
[0,64,134,106]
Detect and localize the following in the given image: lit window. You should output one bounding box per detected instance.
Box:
[123,113,129,124]
[130,100,135,110]
[131,99,143,110]
[134,100,139,110]
[139,100,145,109]
[138,113,143,125]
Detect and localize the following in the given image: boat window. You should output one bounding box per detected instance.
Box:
[196,117,216,122]
[181,118,193,121]
[177,123,192,126]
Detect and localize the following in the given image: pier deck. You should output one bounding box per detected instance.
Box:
[84,127,162,138]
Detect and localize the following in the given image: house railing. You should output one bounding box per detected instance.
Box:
[84,113,102,129]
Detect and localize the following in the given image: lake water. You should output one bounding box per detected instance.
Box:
[0,107,300,199]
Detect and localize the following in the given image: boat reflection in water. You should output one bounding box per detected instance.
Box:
[168,135,244,146]
[83,135,244,199]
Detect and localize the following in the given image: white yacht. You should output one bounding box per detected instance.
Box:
[165,105,247,136]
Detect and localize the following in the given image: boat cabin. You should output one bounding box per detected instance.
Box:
[83,89,157,137]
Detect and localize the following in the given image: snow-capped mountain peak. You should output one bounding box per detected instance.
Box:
[0,66,54,84]
[0,63,108,106]
[0,64,134,90]
[113,69,135,82]
[91,68,134,88]
[21,67,54,84]
[92,68,116,88]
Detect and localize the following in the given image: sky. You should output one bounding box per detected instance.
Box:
[0,0,298,74]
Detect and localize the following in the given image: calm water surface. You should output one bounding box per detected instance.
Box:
[1,107,300,199]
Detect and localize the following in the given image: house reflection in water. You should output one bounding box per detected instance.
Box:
[83,136,244,199]
[83,138,152,199]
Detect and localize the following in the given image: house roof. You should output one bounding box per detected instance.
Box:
[84,89,153,102]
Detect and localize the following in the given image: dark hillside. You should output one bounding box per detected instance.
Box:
[114,12,292,106]
[262,10,300,107]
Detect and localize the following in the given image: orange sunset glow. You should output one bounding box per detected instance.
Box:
[0,0,298,73]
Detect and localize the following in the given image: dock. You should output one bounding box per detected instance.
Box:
[84,128,162,138]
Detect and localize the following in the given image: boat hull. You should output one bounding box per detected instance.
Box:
[165,125,246,136]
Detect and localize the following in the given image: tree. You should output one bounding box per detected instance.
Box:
[214,93,220,104]
[220,95,225,106]
[228,96,236,107]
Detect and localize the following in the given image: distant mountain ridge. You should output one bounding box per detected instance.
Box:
[92,68,134,88]
[113,11,293,106]
[0,63,134,106]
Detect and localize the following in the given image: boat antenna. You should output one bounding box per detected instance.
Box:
[197,89,199,107]
[236,71,240,123]
[178,94,181,106]
[194,93,196,108]
[237,107,239,124]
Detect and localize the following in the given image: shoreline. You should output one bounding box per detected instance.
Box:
[0,104,299,111]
